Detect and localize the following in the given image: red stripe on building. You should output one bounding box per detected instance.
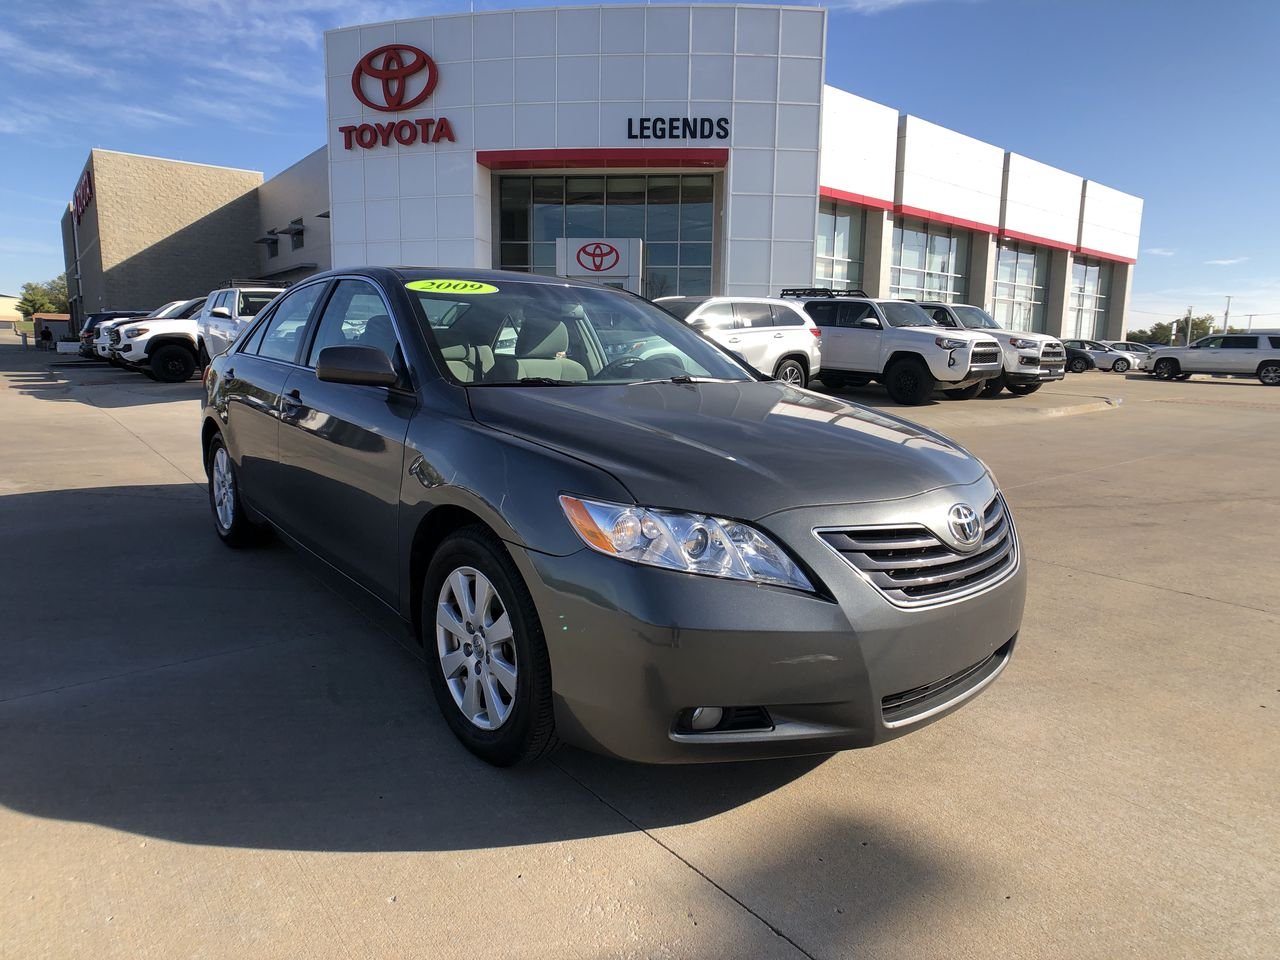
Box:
[819,186,893,210]
[475,148,729,170]
[998,227,1076,253]
[1075,245,1137,265]
[894,204,1000,236]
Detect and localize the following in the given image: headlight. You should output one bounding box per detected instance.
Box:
[125,327,148,338]
[1009,337,1037,349]
[934,337,967,350]
[559,495,815,592]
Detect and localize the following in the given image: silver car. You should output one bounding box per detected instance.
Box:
[1062,339,1142,373]
[1141,332,1280,385]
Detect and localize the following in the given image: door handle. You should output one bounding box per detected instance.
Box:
[773,332,784,338]
[221,367,234,382]
[280,388,306,417]
[727,337,741,343]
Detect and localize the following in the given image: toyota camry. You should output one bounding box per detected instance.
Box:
[201,267,1025,765]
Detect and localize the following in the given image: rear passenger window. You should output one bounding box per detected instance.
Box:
[802,302,838,326]
[733,302,773,328]
[1222,336,1257,349]
[253,283,324,363]
[1270,336,1280,349]
[696,301,736,330]
[769,305,804,326]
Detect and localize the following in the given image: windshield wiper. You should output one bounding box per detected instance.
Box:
[628,376,738,385]
[470,377,577,387]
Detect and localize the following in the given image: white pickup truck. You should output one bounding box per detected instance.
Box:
[196,283,285,365]
[782,289,1003,404]
[110,297,207,381]
[920,301,1066,396]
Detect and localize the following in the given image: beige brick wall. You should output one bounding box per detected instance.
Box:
[87,150,264,311]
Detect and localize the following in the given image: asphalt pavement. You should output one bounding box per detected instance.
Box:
[1,338,1276,960]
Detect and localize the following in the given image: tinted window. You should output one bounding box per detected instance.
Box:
[1197,337,1224,349]
[178,299,206,318]
[657,298,707,321]
[307,280,397,367]
[1270,336,1280,349]
[1222,336,1257,349]
[770,304,804,327]
[695,301,736,330]
[253,284,324,362]
[733,302,773,328]
[802,301,839,326]
[842,303,876,326]
[240,292,278,318]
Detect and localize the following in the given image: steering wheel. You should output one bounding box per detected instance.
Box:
[596,355,647,379]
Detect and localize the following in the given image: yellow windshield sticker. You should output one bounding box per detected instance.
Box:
[406,279,499,295]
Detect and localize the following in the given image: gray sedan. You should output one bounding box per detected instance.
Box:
[201,268,1024,765]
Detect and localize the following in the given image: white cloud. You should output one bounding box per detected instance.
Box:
[1204,257,1248,266]
[1143,248,1176,257]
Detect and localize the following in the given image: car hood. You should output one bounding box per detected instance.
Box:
[467,381,986,520]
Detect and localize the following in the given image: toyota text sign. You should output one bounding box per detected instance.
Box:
[340,44,455,150]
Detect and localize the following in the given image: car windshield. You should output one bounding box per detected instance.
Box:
[406,280,752,386]
[880,302,937,328]
[951,305,1001,330]
[654,297,708,320]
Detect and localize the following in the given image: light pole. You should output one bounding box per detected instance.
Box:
[1222,295,1232,332]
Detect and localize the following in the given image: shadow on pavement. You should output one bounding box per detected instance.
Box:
[0,344,202,409]
[0,484,835,854]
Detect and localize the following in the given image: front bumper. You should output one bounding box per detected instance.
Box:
[511,479,1026,763]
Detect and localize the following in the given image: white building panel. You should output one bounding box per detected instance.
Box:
[1002,153,1083,248]
[818,87,896,205]
[1079,180,1143,261]
[897,115,1003,229]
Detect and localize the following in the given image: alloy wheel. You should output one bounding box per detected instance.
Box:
[1260,363,1280,386]
[436,567,518,730]
[212,447,235,531]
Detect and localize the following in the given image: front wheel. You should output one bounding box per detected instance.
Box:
[1006,382,1043,396]
[1068,357,1090,374]
[151,344,196,383]
[943,382,984,400]
[884,358,935,405]
[1112,358,1130,373]
[1153,358,1180,380]
[773,358,807,388]
[981,376,1006,398]
[423,527,557,766]
[1258,362,1280,386]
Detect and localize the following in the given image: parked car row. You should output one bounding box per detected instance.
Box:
[78,280,288,382]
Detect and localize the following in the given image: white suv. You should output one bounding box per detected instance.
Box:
[110,297,208,381]
[196,283,286,363]
[921,301,1065,396]
[657,296,822,388]
[784,289,1003,404]
[1141,332,1280,385]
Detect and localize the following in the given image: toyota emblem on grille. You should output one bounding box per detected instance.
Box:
[576,242,620,272]
[352,44,439,112]
[947,503,983,548]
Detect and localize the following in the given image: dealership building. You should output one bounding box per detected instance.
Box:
[63,3,1142,339]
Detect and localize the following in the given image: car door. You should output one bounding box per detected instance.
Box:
[840,302,883,373]
[1183,336,1223,372]
[207,291,235,356]
[729,302,776,371]
[275,278,416,604]
[1221,335,1259,373]
[801,300,849,368]
[219,281,328,521]
[767,303,810,370]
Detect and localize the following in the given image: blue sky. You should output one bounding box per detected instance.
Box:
[1,0,1276,327]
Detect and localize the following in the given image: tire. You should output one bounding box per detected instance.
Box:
[773,358,807,388]
[1258,362,1280,386]
[151,344,196,383]
[981,376,1006,398]
[884,358,935,405]
[1153,358,1180,380]
[1068,357,1090,374]
[140,368,159,381]
[1006,382,1043,396]
[423,527,557,766]
[1112,358,1130,373]
[197,341,211,376]
[206,433,266,548]
[943,382,984,400]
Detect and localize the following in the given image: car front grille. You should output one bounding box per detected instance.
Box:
[971,342,1002,365]
[1041,343,1065,362]
[108,329,121,345]
[817,495,1017,607]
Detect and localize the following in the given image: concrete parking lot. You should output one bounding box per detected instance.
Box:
[2,338,1276,960]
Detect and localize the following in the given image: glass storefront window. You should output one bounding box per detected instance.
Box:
[1066,257,1110,339]
[889,217,969,302]
[991,241,1048,332]
[497,174,716,297]
[814,200,864,290]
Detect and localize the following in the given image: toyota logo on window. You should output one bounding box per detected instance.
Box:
[351,44,439,112]
[576,242,621,273]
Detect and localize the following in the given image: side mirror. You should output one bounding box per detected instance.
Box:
[210,306,232,319]
[857,317,881,329]
[689,318,708,331]
[316,345,399,387]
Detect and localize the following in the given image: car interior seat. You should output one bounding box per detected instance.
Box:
[489,314,588,382]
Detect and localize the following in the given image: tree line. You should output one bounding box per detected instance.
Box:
[15,274,70,318]
[1127,314,1247,345]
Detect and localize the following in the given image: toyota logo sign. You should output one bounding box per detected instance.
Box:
[576,242,620,273]
[351,44,439,112]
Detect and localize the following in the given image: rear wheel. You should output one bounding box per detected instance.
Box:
[1257,362,1280,385]
[1112,358,1130,373]
[206,433,267,548]
[1153,358,1180,380]
[151,344,196,383]
[1006,382,1043,396]
[1068,357,1090,373]
[884,358,935,405]
[943,382,984,400]
[423,527,557,766]
[773,358,807,388]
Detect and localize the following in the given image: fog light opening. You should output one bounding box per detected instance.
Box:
[688,706,723,731]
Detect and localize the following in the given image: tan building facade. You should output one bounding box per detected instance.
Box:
[254,147,332,284]
[62,150,263,324]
